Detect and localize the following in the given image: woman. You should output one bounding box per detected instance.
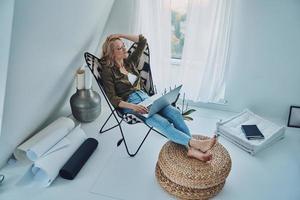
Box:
[101,34,216,162]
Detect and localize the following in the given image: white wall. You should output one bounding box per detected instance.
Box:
[103,0,300,121]
[225,0,300,120]
[0,0,115,168]
[99,0,136,54]
[0,0,15,137]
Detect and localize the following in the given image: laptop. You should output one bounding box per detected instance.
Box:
[138,85,182,118]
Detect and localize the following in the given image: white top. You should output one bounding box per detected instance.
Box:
[127,73,137,85]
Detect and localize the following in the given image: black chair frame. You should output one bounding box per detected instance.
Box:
[84,43,166,157]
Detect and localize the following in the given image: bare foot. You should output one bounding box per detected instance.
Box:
[187,148,212,162]
[189,135,217,153]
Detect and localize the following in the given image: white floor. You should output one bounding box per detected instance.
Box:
[1,106,300,200]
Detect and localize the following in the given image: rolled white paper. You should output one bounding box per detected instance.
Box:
[14,117,75,162]
[31,125,87,187]
[84,66,92,89]
[76,68,85,90]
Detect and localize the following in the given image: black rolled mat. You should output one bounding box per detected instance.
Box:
[59,138,98,180]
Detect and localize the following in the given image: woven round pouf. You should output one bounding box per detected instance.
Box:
[155,135,231,200]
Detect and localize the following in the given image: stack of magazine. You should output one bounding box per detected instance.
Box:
[216,109,285,155]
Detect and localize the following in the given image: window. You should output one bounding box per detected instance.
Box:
[171,0,188,59]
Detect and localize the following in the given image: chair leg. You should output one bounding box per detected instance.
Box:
[143,121,167,139]
[152,128,167,139]
[99,111,121,134]
[117,123,153,157]
[99,110,165,157]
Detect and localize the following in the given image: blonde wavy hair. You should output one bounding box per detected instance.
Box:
[100,37,121,67]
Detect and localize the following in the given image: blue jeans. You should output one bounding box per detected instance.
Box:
[123,90,191,146]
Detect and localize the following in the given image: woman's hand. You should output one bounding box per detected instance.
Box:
[118,101,148,114]
[108,34,123,40]
[129,104,148,114]
[107,34,139,43]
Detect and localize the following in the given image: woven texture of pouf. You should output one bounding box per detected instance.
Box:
[155,135,231,200]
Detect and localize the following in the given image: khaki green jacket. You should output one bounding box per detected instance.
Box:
[101,35,147,108]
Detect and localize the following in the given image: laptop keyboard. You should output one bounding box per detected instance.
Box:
[138,94,160,107]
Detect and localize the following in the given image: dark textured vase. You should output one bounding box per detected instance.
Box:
[70,89,101,122]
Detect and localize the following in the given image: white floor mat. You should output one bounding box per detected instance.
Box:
[89,132,174,200]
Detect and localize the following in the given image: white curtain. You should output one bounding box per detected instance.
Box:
[180,0,232,102]
[131,0,173,93]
